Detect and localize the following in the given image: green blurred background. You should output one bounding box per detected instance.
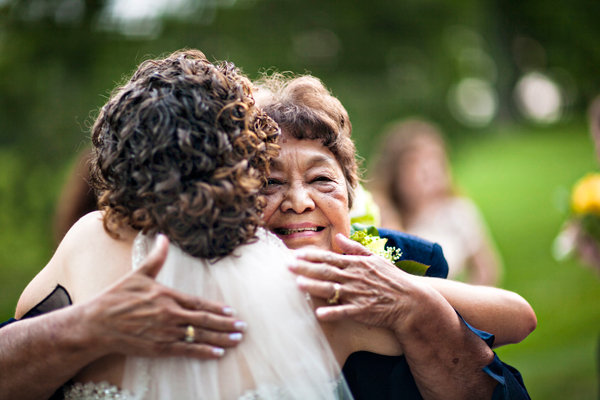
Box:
[0,1,599,398]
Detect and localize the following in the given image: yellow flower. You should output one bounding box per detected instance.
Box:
[349,225,402,264]
[571,173,600,215]
[364,236,389,255]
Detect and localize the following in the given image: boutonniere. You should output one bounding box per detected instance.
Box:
[350,223,429,276]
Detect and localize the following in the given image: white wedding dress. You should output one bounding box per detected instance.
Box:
[64,229,352,400]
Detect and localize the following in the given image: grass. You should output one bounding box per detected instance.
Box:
[451,122,600,399]
[0,121,598,398]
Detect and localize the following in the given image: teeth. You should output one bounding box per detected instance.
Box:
[280,227,318,235]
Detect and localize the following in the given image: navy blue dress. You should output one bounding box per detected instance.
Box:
[2,230,530,399]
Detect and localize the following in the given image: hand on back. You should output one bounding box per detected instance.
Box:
[82,235,246,359]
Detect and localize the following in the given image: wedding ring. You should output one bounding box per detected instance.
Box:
[184,325,195,343]
[327,283,341,305]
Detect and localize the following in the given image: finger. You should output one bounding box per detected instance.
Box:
[170,289,237,317]
[162,342,228,359]
[185,326,245,348]
[296,276,341,301]
[314,304,359,322]
[288,260,346,281]
[176,309,248,333]
[335,233,373,256]
[293,248,355,269]
[138,234,170,279]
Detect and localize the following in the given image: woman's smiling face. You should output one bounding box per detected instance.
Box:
[261,135,350,252]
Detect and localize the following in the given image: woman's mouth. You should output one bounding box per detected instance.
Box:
[274,226,325,235]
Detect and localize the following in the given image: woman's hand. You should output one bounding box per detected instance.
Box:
[291,234,499,400]
[1,236,247,400]
[290,233,424,333]
[291,233,536,346]
[82,235,246,359]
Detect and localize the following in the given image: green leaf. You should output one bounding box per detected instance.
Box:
[350,223,379,237]
[395,260,430,276]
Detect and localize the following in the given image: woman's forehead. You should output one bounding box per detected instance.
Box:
[273,137,339,167]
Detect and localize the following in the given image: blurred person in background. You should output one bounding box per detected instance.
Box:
[368,119,503,286]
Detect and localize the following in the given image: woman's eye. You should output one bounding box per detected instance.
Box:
[267,178,283,186]
[312,176,333,183]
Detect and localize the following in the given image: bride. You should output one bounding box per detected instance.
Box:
[14,50,401,399]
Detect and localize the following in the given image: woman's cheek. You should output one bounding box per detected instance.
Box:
[261,194,279,221]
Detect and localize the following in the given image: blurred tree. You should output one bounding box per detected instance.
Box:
[1,0,599,160]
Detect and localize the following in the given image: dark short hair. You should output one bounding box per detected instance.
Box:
[255,75,358,207]
[90,49,280,258]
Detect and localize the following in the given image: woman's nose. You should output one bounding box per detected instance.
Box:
[281,184,315,213]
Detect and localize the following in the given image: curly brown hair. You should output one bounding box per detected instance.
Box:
[90,49,280,259]
[254,74,358,208]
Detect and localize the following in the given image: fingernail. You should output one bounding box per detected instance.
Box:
[234,321,247,331]
[315,308,327,318]
[156,233,168,245]
[212,347,225,357]
[223,307,236,316]
[229,332,243,341]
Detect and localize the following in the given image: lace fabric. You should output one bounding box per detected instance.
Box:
[120,228,351,400]
[63,381,135,400]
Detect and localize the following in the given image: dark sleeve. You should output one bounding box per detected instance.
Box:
[342,352,421,400]
[0,318,17,329]
[0,285,72,329]
[378,228,449,278]
[459,314,531,400]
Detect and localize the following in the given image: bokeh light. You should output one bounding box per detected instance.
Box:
[447,77,498,127]
[514,71,563,124]
[98,0,201,37]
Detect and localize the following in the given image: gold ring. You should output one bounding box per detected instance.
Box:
[184,325,195,343]
[327,283,341,305]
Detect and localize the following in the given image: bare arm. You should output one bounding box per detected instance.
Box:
[290,234,534,400]
[391,281,498,400]
[302,234,535,345]
[1,235,244,400]
[0,303,108,400]
[414,276,536,346]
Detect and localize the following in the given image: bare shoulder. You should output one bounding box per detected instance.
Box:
[15,211,135,317]
[64,211,136,304]
[14,212,101,317]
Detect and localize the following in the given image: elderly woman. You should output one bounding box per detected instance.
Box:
[254,74,534,399]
